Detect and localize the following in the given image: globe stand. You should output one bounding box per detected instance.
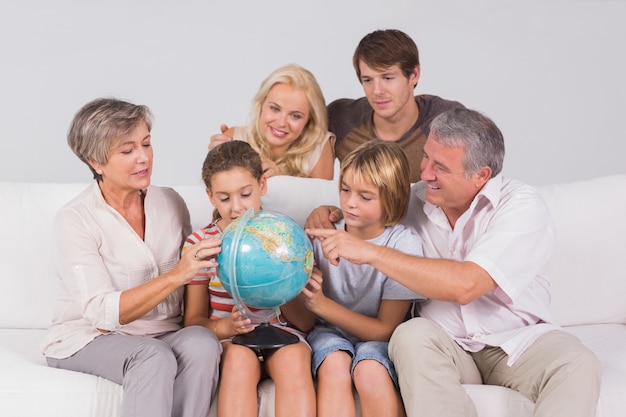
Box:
[225,208,302,352]
[232,322,299,351]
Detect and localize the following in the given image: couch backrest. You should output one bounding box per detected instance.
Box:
[0,177,339,330]
[536,175,626,327]
[0,182,90,329]
[1,175,624,330]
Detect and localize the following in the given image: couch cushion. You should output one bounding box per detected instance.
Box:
[565,323,626,417]
[0,329,122,417]
[537,175,626,326]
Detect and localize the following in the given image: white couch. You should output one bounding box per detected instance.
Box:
[1,174,625,417]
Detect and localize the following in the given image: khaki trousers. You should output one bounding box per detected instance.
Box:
[388,318,601,417]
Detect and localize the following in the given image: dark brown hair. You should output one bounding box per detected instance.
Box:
[352,29,420,84]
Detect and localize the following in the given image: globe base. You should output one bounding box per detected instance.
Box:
[232,322,299,351]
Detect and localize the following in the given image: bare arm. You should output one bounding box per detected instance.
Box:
[302,269,411,341]
[280,293,316,333]
[307,139,335,180]
[118,238,222,324]
[183,283,253,339]
[307,228,496,305]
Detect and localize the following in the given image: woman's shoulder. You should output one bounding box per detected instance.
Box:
[145,185,189,215]
[55,182,104,217]
[148,184,184,202]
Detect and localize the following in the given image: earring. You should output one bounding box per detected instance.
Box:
[96,169,103,175]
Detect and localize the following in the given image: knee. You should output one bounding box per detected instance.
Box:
[389,318,438,360]
[268,342,311,374]
[318,351,353,385]
[221,344,259,375]
[272,341,310,362]
[562,344,602,384]
[129,338,177,379]
[353,359,388,393]
[176,326,221,369]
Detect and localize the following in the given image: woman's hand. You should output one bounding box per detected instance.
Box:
[208,124,233,151]
[176,238,222,286]
[119,237,221,326]
[261,157,282,178]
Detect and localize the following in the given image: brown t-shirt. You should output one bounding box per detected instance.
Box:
[329,95,465,183]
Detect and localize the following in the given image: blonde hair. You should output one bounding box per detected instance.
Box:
[340,141,411,226]
[246,64,328,177]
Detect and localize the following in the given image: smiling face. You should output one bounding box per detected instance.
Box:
[339,169,385,240]
[420,134,490,226]
[359,61,419,124]
[91,121,153,195]
[207,166,266,227]
[259,83,310,157]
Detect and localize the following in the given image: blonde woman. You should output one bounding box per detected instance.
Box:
[209,64,335,179]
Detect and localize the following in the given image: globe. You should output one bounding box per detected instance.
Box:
[217,208,314,312]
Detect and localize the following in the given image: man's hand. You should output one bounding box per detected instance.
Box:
[306,228,375,266]
[304,205,343,232]
[208,124,232,151]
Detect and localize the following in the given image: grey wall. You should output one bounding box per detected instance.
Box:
[1,0,624,187]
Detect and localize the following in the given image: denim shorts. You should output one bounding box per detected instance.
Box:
[307,326,399,388]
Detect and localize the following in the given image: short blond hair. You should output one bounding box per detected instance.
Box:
[340,141,411,226]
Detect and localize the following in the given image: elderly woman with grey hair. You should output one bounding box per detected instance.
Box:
[41,97,222,417]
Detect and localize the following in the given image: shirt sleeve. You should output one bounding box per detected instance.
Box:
[53,207,122,332]
[465,189,554,304]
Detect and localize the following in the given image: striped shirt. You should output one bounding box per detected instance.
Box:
[183,223,308,342]
[183,223,234,320]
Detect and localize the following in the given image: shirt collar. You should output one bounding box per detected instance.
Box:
[419,174,504,220]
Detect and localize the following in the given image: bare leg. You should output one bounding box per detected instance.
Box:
[217,342,262,417]
[353,359,405,417]
[264,341,316,417]
[316,350,356,417]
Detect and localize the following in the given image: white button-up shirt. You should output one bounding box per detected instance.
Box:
[403,175,560,365]
[41,182,191,359]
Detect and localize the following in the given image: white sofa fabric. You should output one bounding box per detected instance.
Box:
[1,174,625,417]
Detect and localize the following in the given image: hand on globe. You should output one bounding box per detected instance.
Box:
[227,306,254,335]
[300,268,326,314]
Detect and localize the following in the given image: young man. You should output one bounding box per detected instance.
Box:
[306,108,602,417]
[330,29,464,182]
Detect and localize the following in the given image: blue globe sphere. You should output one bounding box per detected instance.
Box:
[217,209,313,309]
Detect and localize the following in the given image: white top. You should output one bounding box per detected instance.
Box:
[233,126,335,175]
[403,175,561,365]
[41,182,191,359]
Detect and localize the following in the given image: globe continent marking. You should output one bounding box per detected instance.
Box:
[218,210,313,309]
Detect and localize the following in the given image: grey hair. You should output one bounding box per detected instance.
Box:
[67,97,153,180]
[428,108,505,178]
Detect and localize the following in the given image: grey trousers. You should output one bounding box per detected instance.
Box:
[388,318,601,417]
[47,325,222,417]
